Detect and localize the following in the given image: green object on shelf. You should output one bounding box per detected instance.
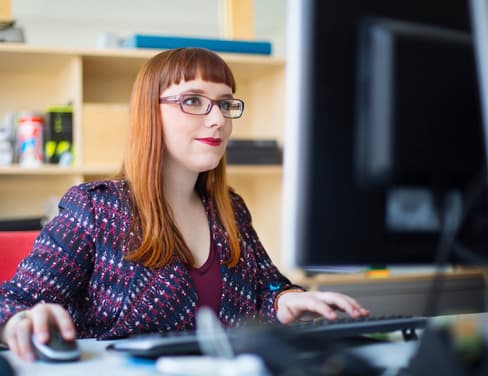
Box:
[45,106,73,165]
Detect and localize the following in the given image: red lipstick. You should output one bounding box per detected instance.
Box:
[195,137,222,147]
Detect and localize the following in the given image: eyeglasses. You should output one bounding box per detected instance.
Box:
[159,94,245,119]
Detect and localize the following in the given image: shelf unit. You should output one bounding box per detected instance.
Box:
[0,44,286,268]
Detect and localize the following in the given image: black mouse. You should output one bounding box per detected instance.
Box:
[31,326,81,362]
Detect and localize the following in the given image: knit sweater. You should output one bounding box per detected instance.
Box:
[0,180,297,339]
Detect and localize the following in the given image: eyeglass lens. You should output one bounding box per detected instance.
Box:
[180,95,243,119]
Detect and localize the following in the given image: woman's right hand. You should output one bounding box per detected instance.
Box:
[1,303,76,362]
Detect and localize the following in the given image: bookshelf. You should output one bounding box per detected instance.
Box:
[0,44,286,268]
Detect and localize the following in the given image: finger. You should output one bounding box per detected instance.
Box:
[321,292,359,315]
[291,295,339,320]
[49,304,76,340]
[341,297,369,316]
[29,305,51,344]
[4,311,32,360]
[331,295,365,316]
[339,295,369,315]
[3,324,19,356]
[278,292,342,322]
[14,317,35,362]
[31,304,76,341]
[319,292,368,317]
[311,300,339,320]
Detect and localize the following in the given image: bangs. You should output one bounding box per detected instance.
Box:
[160,48,236,93]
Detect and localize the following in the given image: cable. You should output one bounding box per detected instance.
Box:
[452,242,488,265]
[423,171,487,316]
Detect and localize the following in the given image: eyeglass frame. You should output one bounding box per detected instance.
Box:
[159,93,245,119]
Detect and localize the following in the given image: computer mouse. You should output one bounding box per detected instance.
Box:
[31,326,81,362]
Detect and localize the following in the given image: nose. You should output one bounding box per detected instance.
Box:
[204,103,226,128]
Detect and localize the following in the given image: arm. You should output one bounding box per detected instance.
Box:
[0,185,97,360]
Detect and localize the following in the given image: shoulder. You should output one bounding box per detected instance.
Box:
[60,179,131,211]
[64,179,129,198]
[73,178,128,194]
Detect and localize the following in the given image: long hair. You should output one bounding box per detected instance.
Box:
[119,48,240,268]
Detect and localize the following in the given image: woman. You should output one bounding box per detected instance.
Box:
[0,48,368,361]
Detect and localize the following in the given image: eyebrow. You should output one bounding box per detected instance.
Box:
[180,89,234,99]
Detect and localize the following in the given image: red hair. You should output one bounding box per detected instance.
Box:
[119,48,240,268]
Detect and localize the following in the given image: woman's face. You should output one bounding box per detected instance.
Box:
[159,79,234,174]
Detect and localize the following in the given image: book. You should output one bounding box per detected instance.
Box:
[121,34,272,55]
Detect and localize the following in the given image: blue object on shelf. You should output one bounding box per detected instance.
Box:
[121,34,272,55]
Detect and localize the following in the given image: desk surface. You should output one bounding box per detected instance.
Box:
[2,338,417,376]
[2,313,488,375]
[2,339,161,376]
[0,337,423,376]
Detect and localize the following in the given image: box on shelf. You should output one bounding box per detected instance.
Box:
[44,106,73,166]
[226,139,282,165]
[0,112,15,166]
[121,34,272,55]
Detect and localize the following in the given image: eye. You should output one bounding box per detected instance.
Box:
[219,100,232,111]
[182,95,203,107]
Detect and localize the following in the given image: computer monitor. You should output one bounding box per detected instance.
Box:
[471,0,488,172]
[284,0,488,272]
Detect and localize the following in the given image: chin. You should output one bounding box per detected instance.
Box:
[193,159,222,173]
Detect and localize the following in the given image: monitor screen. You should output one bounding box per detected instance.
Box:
[284,0,488,271]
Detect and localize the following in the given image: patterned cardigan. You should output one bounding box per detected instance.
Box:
[0,180,298,339]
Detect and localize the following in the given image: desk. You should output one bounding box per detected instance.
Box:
[2,339,157,376]
[299,269,488,316]
[1,338,416,375]
[2,313,488,375]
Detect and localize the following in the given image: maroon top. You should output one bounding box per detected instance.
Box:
[188,237,222,314]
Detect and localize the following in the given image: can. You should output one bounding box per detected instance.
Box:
[17,113,44,167]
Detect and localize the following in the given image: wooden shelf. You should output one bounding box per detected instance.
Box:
[0,164,281,176]
[0,165,106,176]
[228,165,282,175]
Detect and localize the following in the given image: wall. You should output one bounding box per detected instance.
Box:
[11,0,287,57]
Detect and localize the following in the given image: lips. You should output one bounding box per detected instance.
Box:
[195,137,222,147]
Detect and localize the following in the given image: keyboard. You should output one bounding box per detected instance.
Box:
[107,330,204,357]
[290,314,428,341]
[106,314,428,358]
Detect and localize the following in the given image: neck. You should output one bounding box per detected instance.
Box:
[163,163,200,208]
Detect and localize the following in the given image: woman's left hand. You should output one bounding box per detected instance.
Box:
[276,290,369,324]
